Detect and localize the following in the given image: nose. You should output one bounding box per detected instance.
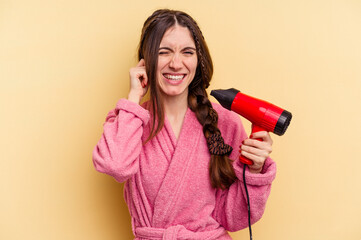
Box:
[169,53,182,70]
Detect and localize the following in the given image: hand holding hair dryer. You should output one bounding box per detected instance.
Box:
[211,88,292,165]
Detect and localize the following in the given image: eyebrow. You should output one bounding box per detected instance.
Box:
[159,47,196,51]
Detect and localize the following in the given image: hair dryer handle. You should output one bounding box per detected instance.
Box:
[239,125,266,165]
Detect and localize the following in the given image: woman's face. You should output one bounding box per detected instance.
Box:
[156,24,198,98]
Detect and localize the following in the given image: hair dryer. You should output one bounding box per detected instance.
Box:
[210,88,292,165]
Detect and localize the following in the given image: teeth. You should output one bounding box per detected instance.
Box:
[164,74,184,80]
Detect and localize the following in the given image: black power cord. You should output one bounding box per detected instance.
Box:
[243,164,253,240]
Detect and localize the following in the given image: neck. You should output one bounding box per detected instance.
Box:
[162,91,188,121]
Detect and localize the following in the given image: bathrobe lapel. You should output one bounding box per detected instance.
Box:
[152,108,203,227]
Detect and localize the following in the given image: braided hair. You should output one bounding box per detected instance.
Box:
[138,9,236,189]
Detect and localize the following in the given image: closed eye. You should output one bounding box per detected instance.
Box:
[159,51,169,55]
[184,51,195,55]
[182,47,196,56]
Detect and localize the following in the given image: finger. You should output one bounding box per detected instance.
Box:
[251,131,267,140]
[241,139,272,154]
[140,73,148,88]
[242,138,271,149]
[251,131,273,145]
[240,150,265,166]
[239,144,270,159]
[137,59,145,67]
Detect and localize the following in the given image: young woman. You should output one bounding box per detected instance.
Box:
[93,9,276,239]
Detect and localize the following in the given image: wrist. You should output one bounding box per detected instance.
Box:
[127,91,141,104]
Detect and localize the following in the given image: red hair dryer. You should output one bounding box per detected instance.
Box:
[211,88,292,165]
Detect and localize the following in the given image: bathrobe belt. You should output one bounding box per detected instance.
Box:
[135,225,227,240]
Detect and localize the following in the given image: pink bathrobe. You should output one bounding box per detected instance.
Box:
[93,99,276,240]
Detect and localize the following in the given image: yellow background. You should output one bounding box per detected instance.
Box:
[1,0,360,239]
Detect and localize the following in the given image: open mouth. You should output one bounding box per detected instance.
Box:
[163,74,186,81]
[162,74,186,85]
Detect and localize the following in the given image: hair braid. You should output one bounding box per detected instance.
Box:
[188,89,236,189]
[182,20,210,89]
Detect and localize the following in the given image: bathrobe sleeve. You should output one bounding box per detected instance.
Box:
[212,104,277,232]
[92,99,150,183]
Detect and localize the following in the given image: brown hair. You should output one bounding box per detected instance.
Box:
[138,9,236,189]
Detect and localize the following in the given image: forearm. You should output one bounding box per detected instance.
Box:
[214,158,276,231]
[92,99,150,182]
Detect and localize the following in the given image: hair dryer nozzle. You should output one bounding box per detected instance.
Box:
[274,110,292,136]
[210,88,239,110]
